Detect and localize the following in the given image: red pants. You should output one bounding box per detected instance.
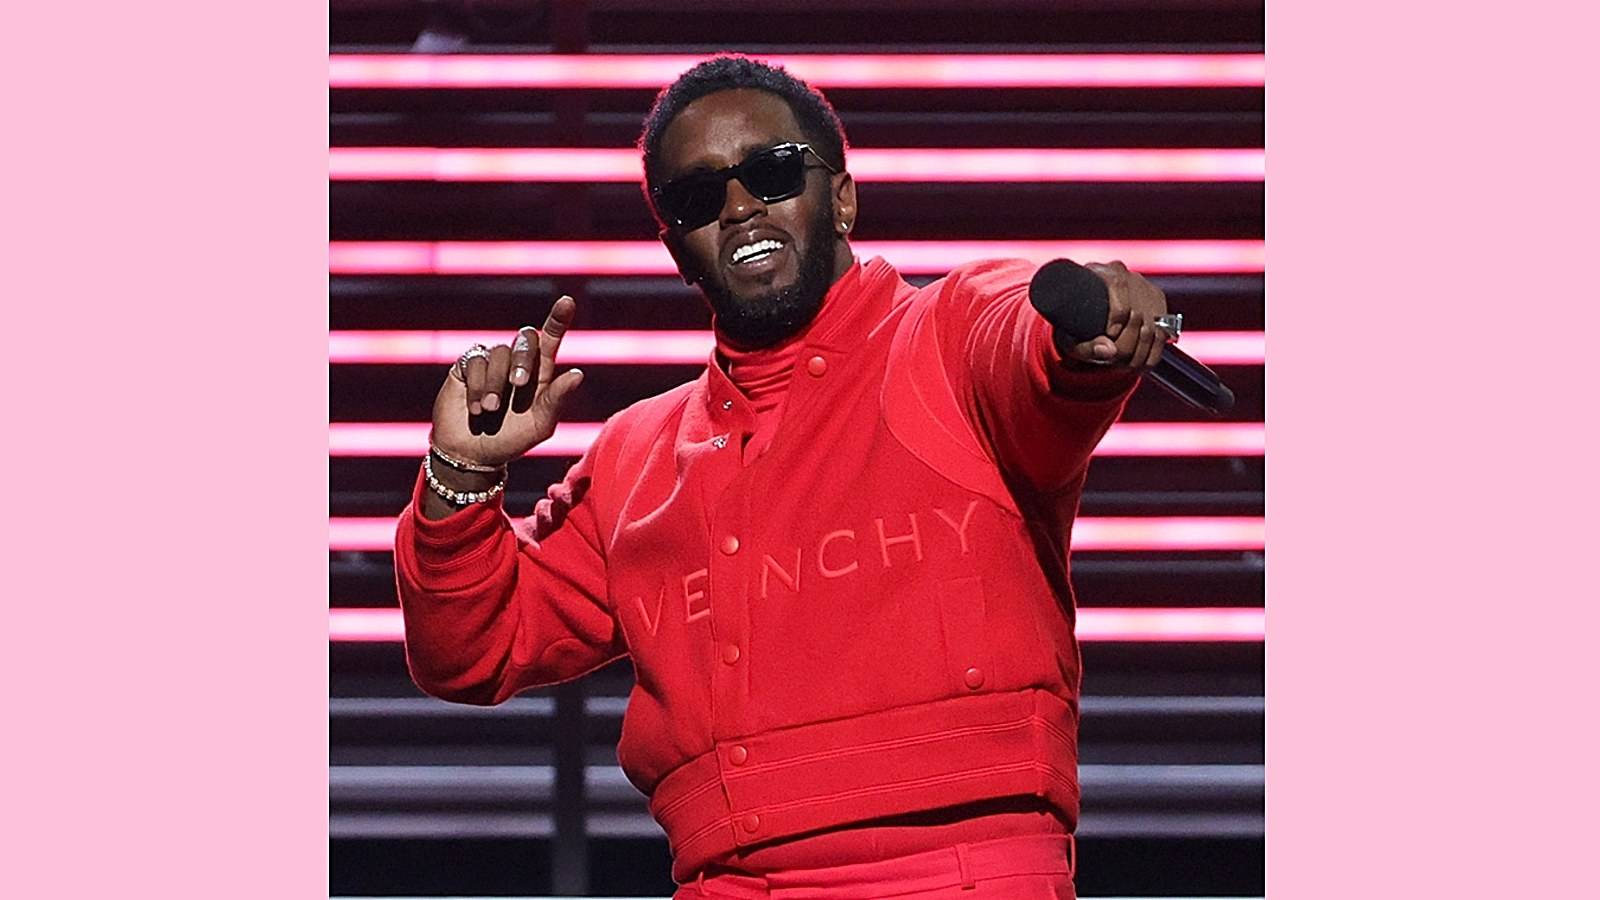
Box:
[673,833,1077,899]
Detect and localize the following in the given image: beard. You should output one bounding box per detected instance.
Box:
[696,209,839,349]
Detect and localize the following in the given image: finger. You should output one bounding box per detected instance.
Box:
[532,368,585,424]
[1132,318,1159,369]
[1113,310,1144,362]
[481,345,513,413]
[511,327,537,387]
[538,295,577,388]
[1065,337,1117,364]
[1085,263,1130,339]
[464,353,490,415]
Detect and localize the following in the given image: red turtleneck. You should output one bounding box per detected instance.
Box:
[715,260,875,464]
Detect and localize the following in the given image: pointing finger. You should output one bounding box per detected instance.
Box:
[538,295,577,388]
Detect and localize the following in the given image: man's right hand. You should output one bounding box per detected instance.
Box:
[422,295,585,520]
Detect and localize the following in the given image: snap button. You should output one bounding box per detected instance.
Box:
[728,745,748,766]
[722,644,741,665]
[806,355,827,377]
[740,813,760,833]
[963,667,985,689]
[720,535,740,555]
[722,399,733,410]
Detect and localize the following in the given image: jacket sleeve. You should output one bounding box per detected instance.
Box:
[393,439,624,705]
[932,258,1140,493]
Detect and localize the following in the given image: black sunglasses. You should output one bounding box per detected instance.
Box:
[652,142,838,231]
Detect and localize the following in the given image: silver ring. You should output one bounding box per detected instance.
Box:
[1152,313,1184,343]
[453,343,490,379]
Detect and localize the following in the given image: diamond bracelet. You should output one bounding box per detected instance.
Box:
[423,452,507,506]
[428,444,505,474]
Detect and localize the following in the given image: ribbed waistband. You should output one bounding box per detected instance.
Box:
[651,689,1081,882]
[677,833,1075,899]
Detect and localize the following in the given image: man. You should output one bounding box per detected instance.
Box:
[397,55,1169,898]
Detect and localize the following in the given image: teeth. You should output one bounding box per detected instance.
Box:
[732,239,783,264]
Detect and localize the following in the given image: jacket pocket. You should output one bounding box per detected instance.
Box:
[936,575,992,692]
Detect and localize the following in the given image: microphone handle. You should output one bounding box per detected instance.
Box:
[1147,344,1237,414]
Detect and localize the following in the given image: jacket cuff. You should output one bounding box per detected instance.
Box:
[402,467,509,574]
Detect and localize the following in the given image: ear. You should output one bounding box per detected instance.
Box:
[832,171,858,233]
[658,227,703,285]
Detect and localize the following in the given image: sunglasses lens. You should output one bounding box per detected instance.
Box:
[657,145,813,230]
[741,146,807,201]
[659,174,724,230]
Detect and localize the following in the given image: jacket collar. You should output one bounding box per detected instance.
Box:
[701,256,907,415]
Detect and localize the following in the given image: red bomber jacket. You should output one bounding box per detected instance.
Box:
[395,256,1138,882]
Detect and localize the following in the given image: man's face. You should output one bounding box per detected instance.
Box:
[656,89,854,348]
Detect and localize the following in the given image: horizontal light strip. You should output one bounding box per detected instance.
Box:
[330,606,1262,643]
[328,53,1265,90]
[332,422,600,457]
[1075,608,1263,642]
[328,241,1266,275]
[328,890,1260,896]
[330,516,1264,552]
[329,422,1263,458]
[329,148,1265,183]
[334,890,1260,896]
[328,330,1264,366]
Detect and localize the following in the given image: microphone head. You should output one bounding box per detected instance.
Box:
[1029,259,1110,342]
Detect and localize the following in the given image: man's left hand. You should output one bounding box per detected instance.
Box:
[1062,260,1170,370]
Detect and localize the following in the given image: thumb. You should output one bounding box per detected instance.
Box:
[1066,336,1118,363]
[534,367,585,422]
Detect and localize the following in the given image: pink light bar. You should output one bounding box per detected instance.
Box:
[328,54,1265,90]
[329,330,715,365]
[328,330,1263,366]
[330,608,407,642]
[328,241,1265,275]
[331,422,601,457]
[1073,607,1264,642]
[329,516,1264,553]
[329,422,1262,458]
[329,147,1264,183]
[329,606,1262,643]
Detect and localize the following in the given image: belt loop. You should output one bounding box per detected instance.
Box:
[954,842,977,889]
[1065,833,1077,878]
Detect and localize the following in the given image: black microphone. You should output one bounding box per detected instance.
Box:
[1028,259,1236,415]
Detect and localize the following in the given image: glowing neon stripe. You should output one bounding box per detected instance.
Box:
[328,330,1263,366]
[328,53,1265,90]
[328,241,1265,275]
[1072,608,1264,642]
[329,606,1263,643]
[331,422,601,457]
[329,516,1264,552]
[329,422,1262,458]
[328,148,1264,183]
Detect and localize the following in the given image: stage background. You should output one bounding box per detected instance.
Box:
[328,1,1264,895]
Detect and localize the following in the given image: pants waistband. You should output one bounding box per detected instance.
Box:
[684,833,1075,899]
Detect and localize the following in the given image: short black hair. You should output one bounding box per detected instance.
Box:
[637,54,848,225]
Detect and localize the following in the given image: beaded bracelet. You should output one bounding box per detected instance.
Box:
[429,444,505,474]
[423,452,508,506]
